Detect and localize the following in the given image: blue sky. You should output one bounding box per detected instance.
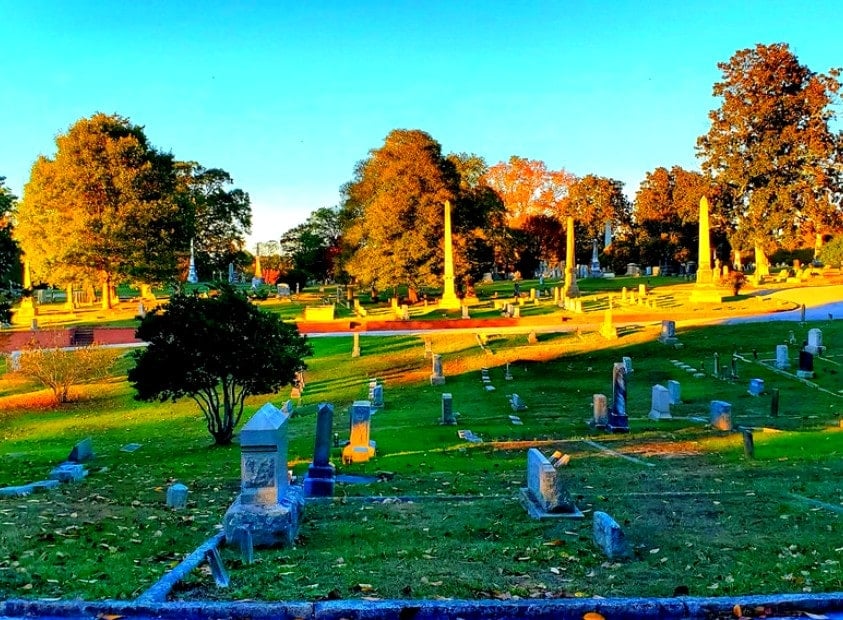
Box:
[1,1,840,248]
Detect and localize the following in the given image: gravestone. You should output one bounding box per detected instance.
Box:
[461,304,470,320]
[423,337,432,359]
[667,380,681,405]
[510,393,528,412]
[527,331,538,344]
[622,356,633,374]
[341,401,376,464]
[775,345,789,370]
[351,332,361,358]
[608,363,629,432]
[797,350,814,379]
[593,511,630,559]
[430,354,446,386]
[519,448,583,519]
[504,363,513,381]
[166,483,189,509]
[710,400,732,431]
[303,403,336,497]
[658,320,679,345]
[805,328,825,356]
[48,463,87,483]
[648,384,671,420]
[748,378,765,396]
[441,393,457,426]
[277,283,291,298]
[600,309,617,339]
[592,393,608,427]
[371,383,384,409]
[68,438,94,463]
[223,402,304,548]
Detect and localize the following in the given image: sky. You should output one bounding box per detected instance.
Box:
[1,1,841,250]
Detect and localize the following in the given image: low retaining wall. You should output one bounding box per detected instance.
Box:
[0,327,141,353]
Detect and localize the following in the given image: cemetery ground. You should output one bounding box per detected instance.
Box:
[0,283,841,604]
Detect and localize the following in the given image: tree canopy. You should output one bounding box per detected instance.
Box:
[0,177,20,285]
[697,43,843,256]
[128,286,312,445]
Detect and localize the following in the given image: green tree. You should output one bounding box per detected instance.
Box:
[14,114,184,305]
[697,43,843,268]
[339,129,461,298]
[818,235,843,268]
[279,206,341,283]
[0,177,21,286]
[128,286,312,445]
[563,175,632,262]
[175,163,252,279]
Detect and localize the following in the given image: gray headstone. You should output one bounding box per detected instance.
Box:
[166,483,189,509]
[805,328,824,356]
[775,344,790,370]
[648,384,672,420]
[206,548,230,588]
[710,400,732,431]
[521,448,581,518]
[592,393,608,426]
[49,463,87,483]
[658,320,678,344]
[68,437,93,463]
[748,378,765,396]
[667,380,681,405]
[239,403,290,506]
[371,384,384,409]
[430,354,445,386]
[593,511,630,559]
[622,356,633,374]
[441,393,456,426]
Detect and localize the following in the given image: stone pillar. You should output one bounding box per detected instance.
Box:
[304,403,336,497]
[604,220,612,249]
[696,196,713,284]
[439,200,461,310]
[441,393,456,425]
[430,353,445,385]
[563,216,579,298]
[351,332,361,358]
[608,363,629,432]
[17,259,37,320]
[187,238,199,284]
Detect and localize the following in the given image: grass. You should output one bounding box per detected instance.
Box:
[0,301,841,602]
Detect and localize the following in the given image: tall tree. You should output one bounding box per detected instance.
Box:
[634,166,725,267]
[482,156,575,229]
[175,163,251,279]
[279,206,341,283]
[697,43,843,267]
[0,177,20,285]
[562,174,631,260]
[339,129,461,296]
[15,114,184,305]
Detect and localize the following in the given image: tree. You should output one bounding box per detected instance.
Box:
[175,163,252,279]
[128,286,313,445]
[697,43,843,267]
[562,175,632,261]
[339,129,461,296]
[0,177,20,286]
[818,235,843,268]
[279,206,341,283]
[14,114,184,305]
[13,339,119,404]
[482,156,575,229]
[634,166,726,267]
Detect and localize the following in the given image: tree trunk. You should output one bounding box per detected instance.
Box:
[101,274,112,310]
[754,244,770,277]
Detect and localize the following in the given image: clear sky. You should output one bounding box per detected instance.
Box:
[1,1,840,249]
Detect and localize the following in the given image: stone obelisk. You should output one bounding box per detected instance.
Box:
[563,216,579,298]
[187,238,199,284]
[439,200,461,310]
[17,258,37,321]
[689,196,722,303]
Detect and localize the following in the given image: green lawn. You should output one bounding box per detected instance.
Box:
[0,317,841,601]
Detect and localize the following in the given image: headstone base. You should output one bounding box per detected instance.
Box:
[658,336,680,345]
[341,441,376,464]
[303,464,336,498]
[648,409,672,421]
[430,375,446,386]
[519,488,584,520]
[607,413,629,433]
[223,488,304,548]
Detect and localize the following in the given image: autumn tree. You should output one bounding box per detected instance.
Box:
[817,235,843,268]
[562,175,631,267]
[339,130,462,299]
[279,206,342,283]
[128,286,312,445]
[175,163,251,279]
[697,43,843,272]
[482,156,575,229]
[15,114,185,306]
[634,166,726,267]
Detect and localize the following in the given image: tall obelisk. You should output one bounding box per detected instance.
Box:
[563,216,579,298]
[689,196,721,303]
[439,200,461,310]
[187,238,199,284]
[18,258,37,320]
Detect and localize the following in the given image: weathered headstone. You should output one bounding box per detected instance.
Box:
[68,437,94,463]
[303,403,336,497]
[510,393,527,412]
[648,384,672,420]
[710,400,732,431]
[519,448,582,519]
[600,309,618,339]
[430,354,445,386]
[341,401,376,464]
[504,362,513,381]
[667,380,681,405]
[223,403,304,548]
[441,393,456,426]
[622,356,633,374]
[592,393,608,427]
[775,344,789,370]
[797,350,814,379]
[742,429,755,459]
[770,388,780,417]
[608,363,629,432]
[48,463,87,483]
[461,304,470,320]
[423,337,432,359]
[593,511,630,559]
[166,483,189,509]
[658,320,679,345]
[805,328,824,356]
[371,383,384,409]
[527,331,538,344]
[748,378,765,396]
